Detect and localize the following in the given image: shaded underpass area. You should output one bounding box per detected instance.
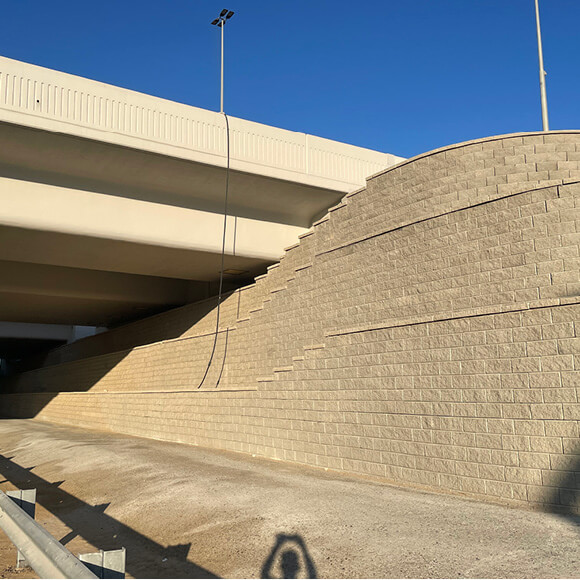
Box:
[1,419,579,579]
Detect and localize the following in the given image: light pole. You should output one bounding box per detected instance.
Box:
[211,8,235,114]
[534,0,549,131]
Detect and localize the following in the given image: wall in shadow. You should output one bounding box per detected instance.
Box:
[0,453,218,579]
[0,288,231,415]
[20,292,227,372]
[0,350,131,395]
[549,444,580,522]
[0,321,231,412]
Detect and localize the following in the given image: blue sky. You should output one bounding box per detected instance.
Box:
[2,1,578,158]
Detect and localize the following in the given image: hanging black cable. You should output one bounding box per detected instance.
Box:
[215,326,229,388]
[197,112,231,389]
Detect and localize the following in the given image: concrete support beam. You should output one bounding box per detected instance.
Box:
[0,176,306,264]
[0,261,190,304]
[0,322,102,343]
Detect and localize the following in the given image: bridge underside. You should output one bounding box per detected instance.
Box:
[0,55,404,363]
[0,121,352,361]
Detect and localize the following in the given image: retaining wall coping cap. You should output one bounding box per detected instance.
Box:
[345,186,366,199]
[273,366,293,373]
[294,263,313,272]
[312,216,330,227]
[367,130,580,182]
[3,388,258,396]
[328,202,347,213]
[325,297,580,338]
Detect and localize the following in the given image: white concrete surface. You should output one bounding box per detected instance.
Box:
[0,56,403,192]
[0,176,304,263]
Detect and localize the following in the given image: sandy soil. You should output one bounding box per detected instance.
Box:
[0,419,579,579]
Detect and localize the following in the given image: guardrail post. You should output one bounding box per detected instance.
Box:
[1,488,126,578]
[7,489,36,568]
[79,548,126,579]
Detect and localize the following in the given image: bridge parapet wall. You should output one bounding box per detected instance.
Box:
[0,56,400,188]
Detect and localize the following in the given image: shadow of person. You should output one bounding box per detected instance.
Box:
[281,549,300,579]
[261,533,317,579]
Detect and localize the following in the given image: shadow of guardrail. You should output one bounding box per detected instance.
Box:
[0,453,218,579]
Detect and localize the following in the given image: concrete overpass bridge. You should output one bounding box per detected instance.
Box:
[0,56,403,360]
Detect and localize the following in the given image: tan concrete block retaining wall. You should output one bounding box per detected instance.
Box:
[1,131,579,512]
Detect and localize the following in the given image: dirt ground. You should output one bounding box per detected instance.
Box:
[0,418,579,579]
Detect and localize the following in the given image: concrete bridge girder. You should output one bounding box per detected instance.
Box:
[0,260,206,327]
[0,175,305,277]
[0,120,345,228]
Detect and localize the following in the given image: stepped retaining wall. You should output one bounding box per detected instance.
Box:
[1,131,579,512]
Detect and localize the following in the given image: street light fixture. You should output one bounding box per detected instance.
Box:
[211,8,235,113]
[534,0,549,131]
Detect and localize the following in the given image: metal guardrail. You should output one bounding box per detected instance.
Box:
[0,489,125,579]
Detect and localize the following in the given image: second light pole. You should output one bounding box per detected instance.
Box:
[534,0,549,131]
[211,8,235,113]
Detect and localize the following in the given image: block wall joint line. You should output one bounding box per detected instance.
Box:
[4,388,258,397]
[326,297,580,338]
[315,180,580,259]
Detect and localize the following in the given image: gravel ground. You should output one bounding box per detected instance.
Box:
[0,419,579,579]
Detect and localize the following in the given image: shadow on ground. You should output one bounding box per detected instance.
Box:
[261,533,317,579]
[548,451,580,529]
[0,453,218,579]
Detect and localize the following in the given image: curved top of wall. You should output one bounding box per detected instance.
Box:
[322,131,580,254]
[369,130,580,181]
